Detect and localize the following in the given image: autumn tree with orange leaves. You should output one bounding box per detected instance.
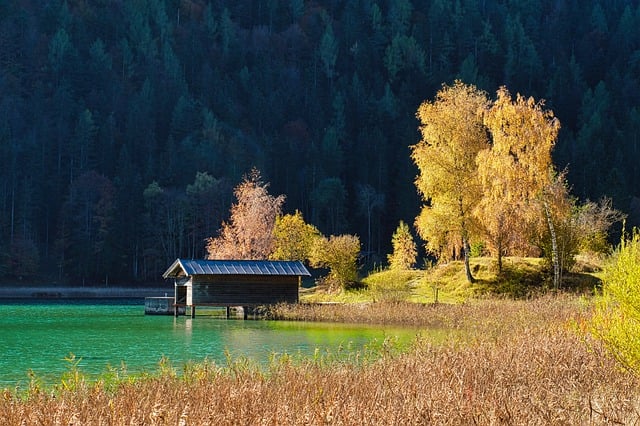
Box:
[206,168,284,260]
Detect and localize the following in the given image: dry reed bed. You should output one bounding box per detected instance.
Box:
[268,296,582,331]
[3,296,639,425]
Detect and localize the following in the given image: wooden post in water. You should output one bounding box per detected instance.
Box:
[226,306,230,318]
[190,306,196,318]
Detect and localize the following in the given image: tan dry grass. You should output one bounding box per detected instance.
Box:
[2,296,639,425]
[268,294,582,330]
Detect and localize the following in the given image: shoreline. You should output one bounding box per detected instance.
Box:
[0,285,173,299]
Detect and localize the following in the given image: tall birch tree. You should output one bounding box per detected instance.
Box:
[411,81,489,283]
[477,87,560,276]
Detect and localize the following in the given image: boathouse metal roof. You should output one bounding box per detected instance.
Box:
[162,259,311,279]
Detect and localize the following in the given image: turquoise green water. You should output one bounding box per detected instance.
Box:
[0,299,420,387]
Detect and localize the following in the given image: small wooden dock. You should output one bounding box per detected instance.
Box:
[144,296,185,315]
[174,305,255,319]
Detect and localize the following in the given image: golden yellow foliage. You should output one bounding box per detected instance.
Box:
[476,87,560,271]
[271,210,321,261]
[591,231,640,374]
[387,220,417,270]
[411,80,490,282]
[309,234,360,288]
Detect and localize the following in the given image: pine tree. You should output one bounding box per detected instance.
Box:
[387,221,417,270]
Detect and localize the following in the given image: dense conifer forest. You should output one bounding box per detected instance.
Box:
[1,0,639,283]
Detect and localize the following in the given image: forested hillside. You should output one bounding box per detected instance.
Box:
[1,0,639,283]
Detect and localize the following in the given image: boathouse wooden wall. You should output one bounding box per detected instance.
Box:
[163,259,309,313]
[190,275,299,306]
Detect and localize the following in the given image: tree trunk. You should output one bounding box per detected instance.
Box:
[463,236,475,283]
[544,200,560,289]
[497,237,503,274]
[459,196,474,283]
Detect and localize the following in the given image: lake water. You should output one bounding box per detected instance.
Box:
[0,299,421,387]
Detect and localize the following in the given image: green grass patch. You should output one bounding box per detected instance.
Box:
[471,257,547,298]
[301,256,604,304]
[363,269,423,302]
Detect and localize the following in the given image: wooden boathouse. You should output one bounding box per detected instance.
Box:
[162,258,311,318]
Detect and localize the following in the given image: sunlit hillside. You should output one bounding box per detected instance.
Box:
[302,256,604,304]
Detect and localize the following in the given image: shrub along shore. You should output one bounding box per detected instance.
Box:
[2,295,639,425]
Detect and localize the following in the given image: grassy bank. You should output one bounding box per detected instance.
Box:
[3,295,639,424]
[301,256,602,305]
